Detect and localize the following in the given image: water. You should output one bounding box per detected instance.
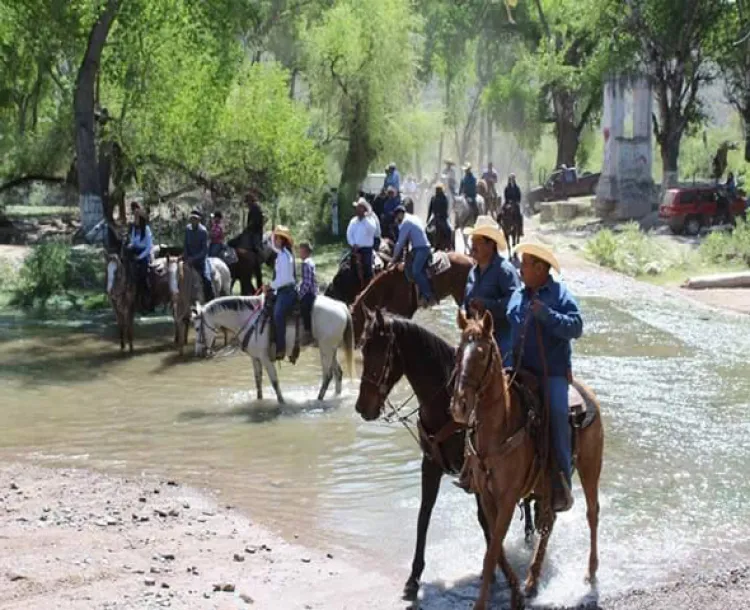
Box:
[1,280,750,607]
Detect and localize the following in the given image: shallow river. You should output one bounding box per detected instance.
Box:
[2,269,750,607]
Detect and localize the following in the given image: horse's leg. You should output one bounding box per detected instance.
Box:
[404,456,442,601]
[475,492,498,585]
[524,506,556,599]
[476,495,520,610]
[317,347,334,402]
[127,315,134,354]
[523,498,535,544]
[333,358,343,396]
[578,425,603,585]
[262,356,284,404]
[252,358,263,401]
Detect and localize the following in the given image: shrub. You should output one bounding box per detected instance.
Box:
[584,222,667,276]
[13,242,72,308]
[700,215,750,266]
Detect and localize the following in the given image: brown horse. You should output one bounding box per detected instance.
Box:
[452,311,603,610]
[350,250,473,342]
[354,308,490,600]
[499,201,522,252]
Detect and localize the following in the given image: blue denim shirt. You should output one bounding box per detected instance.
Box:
[184,224,209,263]
[384,170,401,193]
[507,276,583,377]
[460,173,477,199]
[392,213,430,259]
[464,253,521,345]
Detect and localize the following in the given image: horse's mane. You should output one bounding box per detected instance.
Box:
[383,315,456,375]
[204,295,261,316]
[351,264,402,311]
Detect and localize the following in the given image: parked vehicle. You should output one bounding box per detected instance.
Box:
[526,168,600,210]
[360,173,386,196]
[658,185,747,235]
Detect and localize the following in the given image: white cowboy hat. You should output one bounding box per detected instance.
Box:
[463,162,472,171]
[272,225,294,246]
[353,197,372,213]
[514,242,560,273]
[464,215,507,251]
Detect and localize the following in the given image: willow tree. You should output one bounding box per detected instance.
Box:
[302,0,421,226]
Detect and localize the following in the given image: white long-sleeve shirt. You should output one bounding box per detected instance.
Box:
[271,247,296,290]
[347,215,378,248]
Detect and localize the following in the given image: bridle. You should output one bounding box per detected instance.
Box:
[359,321,400,406]
[454,334,497,420]
[195,314,220,355]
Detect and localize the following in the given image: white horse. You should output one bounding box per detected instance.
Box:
[191,295,355,403]
[167,257,232,354]
[453,193,486,230]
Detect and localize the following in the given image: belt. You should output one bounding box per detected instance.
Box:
[275,284,296,292]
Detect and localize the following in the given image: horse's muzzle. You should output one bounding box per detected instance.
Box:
[451,390,474,425]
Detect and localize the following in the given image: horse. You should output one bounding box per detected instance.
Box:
[454,193,486,233]
[167,257,232,354]
[350,250,473,342]
[499,201,522,252]
[477,179,498,219]
[354,308,491,600]
[226,230,276,295]
[452,311,603,610]
[106,254,173,352]
[324,241,393,305]
[191,295,354,403]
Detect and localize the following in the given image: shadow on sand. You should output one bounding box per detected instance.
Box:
[177,396,344,425]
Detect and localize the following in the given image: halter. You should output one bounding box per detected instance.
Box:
[195,313,220,354]
[360,321,399,404]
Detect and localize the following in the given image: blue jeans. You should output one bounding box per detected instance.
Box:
[356,247,373,283]
[545,376,572,489]
[300,292,315,332]
[273,286,297,354]
[411,246,433,301]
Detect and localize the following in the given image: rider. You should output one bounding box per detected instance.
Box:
[209,211,225,258]
[443,159,457,196]
[391,205,435,307]
[426,183,452,249]
[245,191,265,252]
[265,225,297,361]
[482,162,499,200]
[346,197,379,286]
[504,173,523,236]
[183,209,215,302]
[383,162,401,194]
[297,241,318,347]
[382,186,401,241]
[126,201,153,311]
[507,243,582,513]
[460,163,478,216]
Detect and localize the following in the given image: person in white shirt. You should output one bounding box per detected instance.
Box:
[265,225,297,361]
[346,198,378,284]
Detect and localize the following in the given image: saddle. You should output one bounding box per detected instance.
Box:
[403,249,451,280]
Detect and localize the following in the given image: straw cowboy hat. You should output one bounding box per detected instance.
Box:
[272,225,294,246]
[515,242,560,273]
[353,197,372,213]
[435,182,445,191]
[464,215,507,251]
[463,162,472,171]
[444,159,455,165]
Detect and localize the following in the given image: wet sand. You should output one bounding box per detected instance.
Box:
[3,463,749,610]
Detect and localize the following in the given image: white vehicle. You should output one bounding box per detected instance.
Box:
[360,173,386,195]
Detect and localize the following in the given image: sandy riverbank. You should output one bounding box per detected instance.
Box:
[3,463,750,610]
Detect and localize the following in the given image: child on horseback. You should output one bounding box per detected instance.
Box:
[126,201,153,311]
[298,241,318,347]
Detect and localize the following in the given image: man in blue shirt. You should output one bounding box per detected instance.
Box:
[183,209,215,301]
[460,163,477,201]
[463,216,521,365]
[507,243,582,513]
[383,162,401,193]
[391,205,435,307]
[381,186,402,241]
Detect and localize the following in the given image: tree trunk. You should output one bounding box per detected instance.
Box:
[487,114,494,165]
[337,103,376,232]
[659,132,681,187]
[743,109,750,163]
[553,90,579,167]
[479,109,486,169]
[437,131,444,177]
[73,0,119,240]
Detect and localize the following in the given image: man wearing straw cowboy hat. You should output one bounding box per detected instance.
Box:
[454,215,521,493]
[442,159,457,196]
[183,209,215,301]
[346,197,380,286]
[508,242,583,513]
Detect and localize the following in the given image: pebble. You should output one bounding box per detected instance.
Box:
[161,553,176,561]
[213,583,235,592]
[301,557,311,563]
[9,483,18,490]
[144,578,156,586]
[240,593,255,604]
[233,553,245,562]
[7,572,26,582]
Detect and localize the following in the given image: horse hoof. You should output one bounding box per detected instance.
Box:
[585,572,598,587]
[402,580,419,601]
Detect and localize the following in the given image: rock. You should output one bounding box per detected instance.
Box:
[9,482,18,490]
[166,480,178,487]
[161,582,170,589]
[154,509,168,518]
[150,567,161,574]
[161,553,175,561]
[326,553,334,559]
[139,497,147,503]
[644,261,661,275]
[168,509,179,517]
[301,557,311,563]
[233,553,245,562]
[213,583,235,593]
[144,578,156,587]
[7,572,26,582]
[240,593,255,604]
[203,592,211,599]
[182,502,190,510]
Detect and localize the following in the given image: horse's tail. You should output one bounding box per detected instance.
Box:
[342,308,355,380]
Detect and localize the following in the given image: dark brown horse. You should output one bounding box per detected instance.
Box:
[452,311,603,610]
[350,250,473,342]
[324,241,394,305]
[499,201,522,252]
[354,308,490,600]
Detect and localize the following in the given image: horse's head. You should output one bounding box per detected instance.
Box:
[166,256,181,305]
[191,302,216,357]
[354,307,404,422]
[261,231,276,267]
[451,309,496,425]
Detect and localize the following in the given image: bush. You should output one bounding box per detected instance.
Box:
[584,222,668,276]
[13,242,72,308]
[700,215,750,266]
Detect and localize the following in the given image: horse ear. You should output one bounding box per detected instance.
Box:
[481,310,494,336]
[457,309,468,330]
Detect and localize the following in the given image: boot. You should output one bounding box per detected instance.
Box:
[552,472,574,513]
[452,460,474,494]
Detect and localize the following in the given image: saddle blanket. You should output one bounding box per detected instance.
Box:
[404,250,451,281]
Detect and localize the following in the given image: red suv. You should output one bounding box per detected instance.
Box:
[659,185,747,235]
